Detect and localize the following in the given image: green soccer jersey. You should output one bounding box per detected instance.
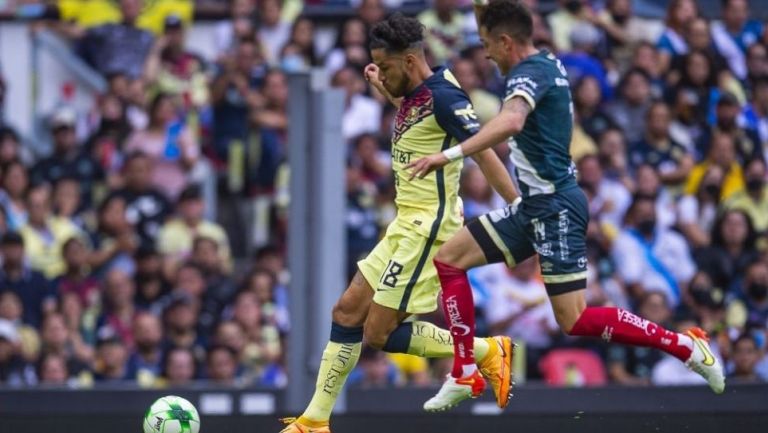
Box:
[504,50,577,197]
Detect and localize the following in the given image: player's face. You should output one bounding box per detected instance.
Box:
[371,48,412,98]
[480,27,512,75]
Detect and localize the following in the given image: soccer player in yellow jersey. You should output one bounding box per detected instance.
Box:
[280,13,519,433]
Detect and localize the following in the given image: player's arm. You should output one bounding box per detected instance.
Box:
[407,96,531,179]
[471,149,519,204]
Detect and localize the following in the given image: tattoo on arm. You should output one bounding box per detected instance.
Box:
[506,96,532,117]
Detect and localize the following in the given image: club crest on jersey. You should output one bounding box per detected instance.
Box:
[393,87,433,143]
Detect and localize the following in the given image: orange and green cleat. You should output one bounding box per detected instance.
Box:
[279,417,331,433]
[478,336,515,408]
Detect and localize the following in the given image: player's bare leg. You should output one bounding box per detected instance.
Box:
[424,227,515,412]
[280,272,372,433]
[553,289,725,393]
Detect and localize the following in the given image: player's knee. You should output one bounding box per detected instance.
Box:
[434,246,459,266]
[363,326,388,350]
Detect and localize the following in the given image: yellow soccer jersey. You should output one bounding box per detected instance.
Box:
[59,0,193,34]
[391,67,480,242]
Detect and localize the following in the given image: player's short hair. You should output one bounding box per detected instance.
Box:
[479,0,533,43]
[369,13,425,53]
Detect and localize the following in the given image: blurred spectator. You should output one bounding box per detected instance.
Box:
[711,0,762,81]
[606,68,652,143]
[607,291,670,385]
[656,0,698,73]
[37,353,71,386]
[726,261,768,331]
[77,0,155,79]
[574,76,617,140]
[348,345,402,388]
[695,209,759,294]
[460,163,501,220]
[229,290,281,376]
[31,107,103,209]
[418,0,465,66]
[58,0,193,35]
[345,164,380,279]
[724,158,768,233]
[356,0,386,29]
[325,18,370,76]
[577,154,631,230]
[248,69,289,194]
[88,194,138,277]
[97,269,137,348]
[108,152,172,247]
[126,312,163,386]
[39,313,92,378]
[594,0,663,66]
[241,267,288,334]
[19,185,82,278]
[631,42,665,99]
[634,164,676,230]
[333,67,382,141]
[685,131,745,201]
[286,17,318,67]
[675,18,730,81]
[159,346,196,387]
[134,247,169,313]
[52,178,86,230]
[0,160,30,232]
[144,15,209,109]
[745,43,768,88]
[741,75,768,147]
[0,127,32,167]
[92,333,128,382]
[560,22,611,100]
[698,92,761,164]
[205,345,241,386]
[668,51,719,136]
[596,128,633,190]
[686,271,727,334]
[210,38,267,163]
[162,294,204,358]
[54,237,100,309]
[124,93,201,201]
[0,291,40,362]
[728,334,764,383]
[677,165,724,248]
[84,93,133,176]
[157,185,230,279]
[190,237,237,332]
[475,257,559,380]
[629,101,693,187]
[258,0,294,65]
[215,0,257,55]
[612,194,695,306]
[0,319,32,386]
[0,232,54,327]
[547,0,593,53]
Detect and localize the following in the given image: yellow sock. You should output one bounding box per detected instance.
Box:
[407,321,490,361]
[300,341,361,423]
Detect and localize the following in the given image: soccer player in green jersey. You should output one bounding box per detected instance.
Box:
[408,0,725,411]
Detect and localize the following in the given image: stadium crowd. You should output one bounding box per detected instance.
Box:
[0,0,767,389]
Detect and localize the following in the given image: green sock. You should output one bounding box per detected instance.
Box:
[300,341,362,423]
[407,321,489,361]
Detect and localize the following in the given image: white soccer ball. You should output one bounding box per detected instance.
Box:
[143,395,201,433]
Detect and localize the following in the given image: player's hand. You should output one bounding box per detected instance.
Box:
[406,153,450,180]
[364,63,385,92]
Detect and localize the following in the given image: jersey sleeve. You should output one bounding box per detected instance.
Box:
[432,86,481,142]
[504,63,553,110]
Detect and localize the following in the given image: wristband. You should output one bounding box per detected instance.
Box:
[510,196,522,210]
[472,0,489,5]
[442,146,464,162]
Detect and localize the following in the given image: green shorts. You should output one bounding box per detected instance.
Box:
[468,187,589,296]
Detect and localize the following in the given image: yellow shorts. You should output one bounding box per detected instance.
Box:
[357,220,444,314]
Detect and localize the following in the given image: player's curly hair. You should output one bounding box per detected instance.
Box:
[480,0,533,42]
[369,13,425,52]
